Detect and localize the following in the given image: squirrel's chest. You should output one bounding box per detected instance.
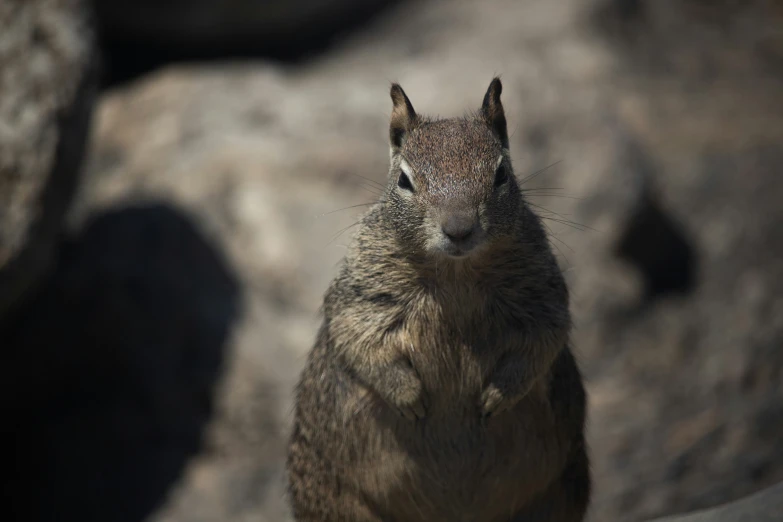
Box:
[402,298,508,405]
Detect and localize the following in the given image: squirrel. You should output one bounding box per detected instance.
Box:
[286,78,590,522]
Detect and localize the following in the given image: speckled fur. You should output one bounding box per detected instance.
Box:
[286,78,590,521]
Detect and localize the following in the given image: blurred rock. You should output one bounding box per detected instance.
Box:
[651,480,783,521]
[92,0,402,86]
[67,0,783,520]
[575,0,783,519]
[0,0,97,320]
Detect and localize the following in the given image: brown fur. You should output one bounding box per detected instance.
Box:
[286,78,591,521]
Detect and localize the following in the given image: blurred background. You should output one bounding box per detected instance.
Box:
[1,0,782,520]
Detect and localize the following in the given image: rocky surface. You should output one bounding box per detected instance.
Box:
[653,481,783,522]
[572,1,783,517]
[0,0,97,319]
[4,0,783,520]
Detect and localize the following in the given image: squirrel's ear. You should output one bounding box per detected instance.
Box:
[481,77,509,149]
[389,83,417,152]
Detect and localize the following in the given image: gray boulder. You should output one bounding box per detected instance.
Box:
[0,0,97,319]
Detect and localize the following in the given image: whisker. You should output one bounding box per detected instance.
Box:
[357,182,384,196]
[547,231,575,254]
[542,217,594,232]
[527,202,572,221]
[535,209,577,218]
[326,221,362,247]
[317,203,375,217]
[541,222,573,266]
[348,172,386,188]
[517,160,563,187]
[524,193,584,200]
[527,202,595,232]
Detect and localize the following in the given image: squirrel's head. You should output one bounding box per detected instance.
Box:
[383,78,524,261]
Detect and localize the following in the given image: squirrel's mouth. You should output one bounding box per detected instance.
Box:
[433,233,487,260]
[446,249,470,259]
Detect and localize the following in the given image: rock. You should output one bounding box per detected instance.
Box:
[0,0,98,320]
[93,0,401,86]
[65,0,783,520]
[650,480,783,522]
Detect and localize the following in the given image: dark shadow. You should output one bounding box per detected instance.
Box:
[606,118,699,305]
[91,0,406,89]
[614,187,697,303]
[1,202,241,522]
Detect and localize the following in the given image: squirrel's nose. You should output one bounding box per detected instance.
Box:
[442,213,476,242]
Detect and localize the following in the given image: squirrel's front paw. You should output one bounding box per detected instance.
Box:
[480,384,521,418]
[392,393,427,421]
[383,366,428,421]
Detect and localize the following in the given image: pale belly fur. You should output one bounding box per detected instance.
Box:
[330,375,569,522]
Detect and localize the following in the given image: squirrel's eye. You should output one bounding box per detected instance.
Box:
[494,164,509,187]
[398,171,414,192]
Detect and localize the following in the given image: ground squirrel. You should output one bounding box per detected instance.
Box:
[286,78,590,521]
